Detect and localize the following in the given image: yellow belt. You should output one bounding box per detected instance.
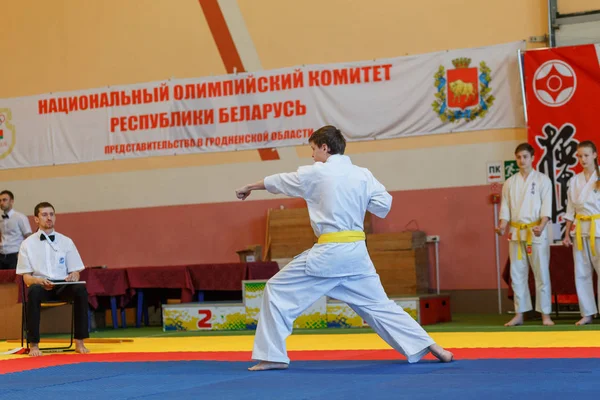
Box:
[575,214,600,256]
[317,230,365,244]
[510,220,541,260]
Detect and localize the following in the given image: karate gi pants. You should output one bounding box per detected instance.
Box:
[251,253,435,364]
[573,237,600,317]
[508,240,552,315]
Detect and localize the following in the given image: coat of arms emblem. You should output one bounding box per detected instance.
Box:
[432,58,494,122]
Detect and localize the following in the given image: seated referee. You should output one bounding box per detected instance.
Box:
[16,202,90,357]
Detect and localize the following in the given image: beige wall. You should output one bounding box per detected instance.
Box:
[1,0,226,98]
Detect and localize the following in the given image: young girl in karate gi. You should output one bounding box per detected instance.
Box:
[563,140,600,325]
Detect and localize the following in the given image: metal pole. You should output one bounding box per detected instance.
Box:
[494,202,502,314]
[435,241,440,295]
[517,48,529,126]
[548,0,557,47]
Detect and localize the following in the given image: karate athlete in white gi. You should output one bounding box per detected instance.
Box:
[496,143,554,327]
[235,125,453,371]
[563,140,600,326]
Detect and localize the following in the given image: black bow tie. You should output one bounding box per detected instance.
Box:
[1,214,7,219]
[40,234,55,242]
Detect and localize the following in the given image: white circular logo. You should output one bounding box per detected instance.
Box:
[533,60,577,107]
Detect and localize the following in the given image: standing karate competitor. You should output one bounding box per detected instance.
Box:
[563,141,600,326]
[496,143,554,327]
[235,125,453,371]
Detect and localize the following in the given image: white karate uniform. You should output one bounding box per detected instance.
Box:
[252,154,435,365]
[565,171,600,317]
[500,170,552,315]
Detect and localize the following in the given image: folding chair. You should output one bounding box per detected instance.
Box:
[20,279,75,353]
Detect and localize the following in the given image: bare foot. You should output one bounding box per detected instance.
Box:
[29,344,42,357]
[576,316,593,326]
[542,314,555,326]
[75,339,90,354]
[504,314,523,327]
[429,343,454,363]
[248,361,288,371]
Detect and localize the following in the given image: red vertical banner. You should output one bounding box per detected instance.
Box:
[524,44,600,236]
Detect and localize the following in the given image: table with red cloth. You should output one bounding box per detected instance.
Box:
[186,262,280,292]
[247,262,280,280]
[127,265,196,302]
[6,262,280,328]
[502,245,597,310]
[81,268,132,309]
[129,262,280,327]
[128,262,280,302]
[9,262,278,304]
[13,268,132,307]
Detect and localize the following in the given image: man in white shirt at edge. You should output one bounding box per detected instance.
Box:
[16,202,90,357]
[0,190,32,269]
[236,125,453,371]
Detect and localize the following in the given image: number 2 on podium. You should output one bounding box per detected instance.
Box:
[197,309,213,329]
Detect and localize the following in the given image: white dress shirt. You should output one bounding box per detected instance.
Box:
[16,230,85,280]
[0,209,32,254]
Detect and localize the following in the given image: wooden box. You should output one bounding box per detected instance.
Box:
[265,207,372,259]
[366,231,426,251]
[267,208,316,259]
[0,283,22,340]
[236,245,263,263]
[367,232,429,295]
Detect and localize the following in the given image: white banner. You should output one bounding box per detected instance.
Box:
[0,41,525,169]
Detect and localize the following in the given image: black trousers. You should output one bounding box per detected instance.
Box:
[26,283,89,344]
[0,253,18,270]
